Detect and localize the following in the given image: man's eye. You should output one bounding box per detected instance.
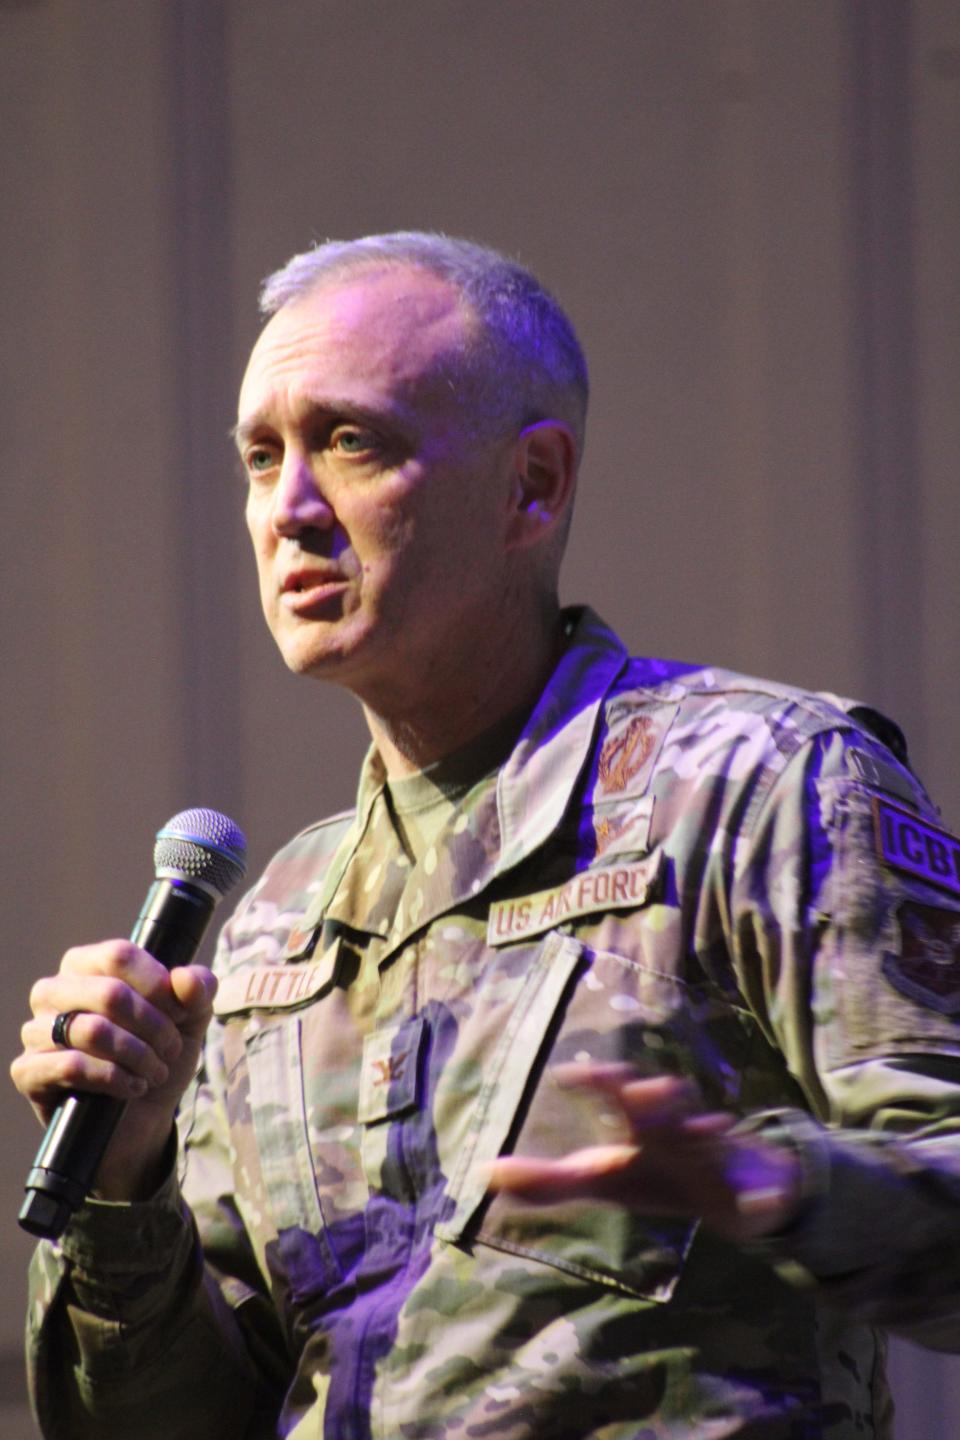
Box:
[245,447,276,474]
[331,426,377,456]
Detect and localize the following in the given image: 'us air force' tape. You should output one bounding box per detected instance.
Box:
[874,796,960,899]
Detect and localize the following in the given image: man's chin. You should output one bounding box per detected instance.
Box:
[269,609,394,692]
[277,632,368,685]
[283,647,350,680]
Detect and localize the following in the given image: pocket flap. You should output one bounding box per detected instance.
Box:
[436,930,584,1242]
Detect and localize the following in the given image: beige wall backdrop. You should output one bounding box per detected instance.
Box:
[3,1,958,1434]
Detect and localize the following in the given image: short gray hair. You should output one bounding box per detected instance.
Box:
[258,231,589,456]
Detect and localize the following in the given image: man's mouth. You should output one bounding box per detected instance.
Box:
[282,566,345,594]
[280,568,350,614]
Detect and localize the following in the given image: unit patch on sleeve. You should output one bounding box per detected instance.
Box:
[883,902,960,1015]
[873,796,960,899]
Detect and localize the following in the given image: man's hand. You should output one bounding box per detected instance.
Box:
[10,941,217,1201]
[486,1063,804,1244]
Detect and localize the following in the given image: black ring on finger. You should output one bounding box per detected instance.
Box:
[51,1010,80,1049]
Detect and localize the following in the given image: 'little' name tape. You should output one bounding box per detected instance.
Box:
[214,949,338,1016]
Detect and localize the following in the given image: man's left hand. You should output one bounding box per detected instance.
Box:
[486,1063,804,1244]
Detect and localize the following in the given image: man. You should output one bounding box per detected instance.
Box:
[14,233,960,1439]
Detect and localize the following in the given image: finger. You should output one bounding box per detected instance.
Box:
[551,1060,642,1090]
[20,1010,170,1088]
[58,942,190,1020]
[552,1063,701,1132]
[617,1076,701,1126]
[30,973,185,1064]
[679,1111,738,1138]
[11,1045,153,1114]
[168,965,218,1027]
[486,1144,641,1204]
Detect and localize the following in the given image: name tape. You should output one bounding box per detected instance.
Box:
[487,857,658,946]
[213,948,337,1016]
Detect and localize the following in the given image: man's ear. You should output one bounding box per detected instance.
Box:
[506,420,578,551]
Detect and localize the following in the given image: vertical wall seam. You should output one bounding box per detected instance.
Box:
[163,0,244,818]
[842,0,926,760]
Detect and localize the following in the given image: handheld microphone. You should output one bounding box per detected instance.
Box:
[18,808,247,1241]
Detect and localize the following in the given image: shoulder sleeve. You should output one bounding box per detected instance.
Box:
[727,722,960,1344]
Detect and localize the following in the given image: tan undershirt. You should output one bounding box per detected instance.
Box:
[383,702,531,865]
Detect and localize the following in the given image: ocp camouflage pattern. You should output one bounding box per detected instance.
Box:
[27,609,960,1439]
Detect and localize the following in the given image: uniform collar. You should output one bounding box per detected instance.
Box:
[493,607,627,873]
[298,608,629,945]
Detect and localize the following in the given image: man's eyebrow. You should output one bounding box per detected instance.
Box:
[230,416,271,449]
[230,399,414,449]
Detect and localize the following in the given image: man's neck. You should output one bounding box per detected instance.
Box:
[363,607,566,779]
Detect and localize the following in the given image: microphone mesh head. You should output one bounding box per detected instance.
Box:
[154,809,248,898]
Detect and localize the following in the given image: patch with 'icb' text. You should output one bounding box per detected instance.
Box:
[873,796,960,899]
[883,902,960,1015]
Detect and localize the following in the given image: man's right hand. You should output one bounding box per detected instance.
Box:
[10,942,217,1201]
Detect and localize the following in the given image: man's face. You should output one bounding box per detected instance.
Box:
[237,267,518,704]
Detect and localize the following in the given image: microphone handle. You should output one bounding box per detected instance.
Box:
[19,878,215,1241]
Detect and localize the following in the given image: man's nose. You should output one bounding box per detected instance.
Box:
[271,453,333,538]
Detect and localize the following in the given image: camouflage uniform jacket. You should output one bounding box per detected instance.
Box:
[27,608,960,1439]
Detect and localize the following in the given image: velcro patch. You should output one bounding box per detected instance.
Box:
[358,1017,426,1125]
[846,747,919,808]
[598,715,656,796]
[873,797,960,899]
[883,902,960,1015]
[593,798,653,861]
[487,856,660,946]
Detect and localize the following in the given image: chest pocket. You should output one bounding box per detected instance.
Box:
[220,983,370,1254]
[434,929,749,1302]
